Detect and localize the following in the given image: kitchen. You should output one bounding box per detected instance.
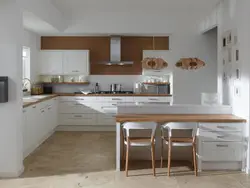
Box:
[1,0,250,187]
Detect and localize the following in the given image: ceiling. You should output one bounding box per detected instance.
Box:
[51,0,221,17]
[23,0,221,35]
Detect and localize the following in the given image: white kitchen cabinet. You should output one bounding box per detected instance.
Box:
[63,50,89,75]
[197,122,245,171]
[23,97,58,159]
[97,113,116,126]
[59,114,96,126]
[134,96,172,103]
[22,108,28,158]
[39,51,63,75]
[23,104,39,158]
[58,96,173,127]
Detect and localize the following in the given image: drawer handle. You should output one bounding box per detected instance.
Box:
[32,106,36,109]
[74,115,83,118]
[112,104,117,106]
[41,110,45,113]
[48,107,52,110]
[216,144,229,148]
[23,110,26,113]
[149,99,158,101]
[112,98,122,101]
[75,103,83,106]
[217,126,228,129]
[217,136,226,139]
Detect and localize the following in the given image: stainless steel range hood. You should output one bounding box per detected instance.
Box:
[100,36,133,65]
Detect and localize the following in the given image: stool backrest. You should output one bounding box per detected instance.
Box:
[162,122,197,137]
[123,122,157,138]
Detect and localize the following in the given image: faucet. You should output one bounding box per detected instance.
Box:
[22,78,31,92]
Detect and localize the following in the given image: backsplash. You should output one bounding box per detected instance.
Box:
[52,75,143,93]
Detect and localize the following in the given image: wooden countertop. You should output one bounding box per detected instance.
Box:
[23,93,171,108]
[23,95,58,108]
[115,114,246,123]
[57,93,172,97]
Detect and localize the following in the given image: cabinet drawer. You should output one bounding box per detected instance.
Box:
[199,123,244,132]
[60,96,97,102]
[97,97,127,103]
[97,114,116,125]
[59,101,96,114]
[59,114,96,125]
[134,97,171,103]
[201,142,243,161]
[199,131,243,142]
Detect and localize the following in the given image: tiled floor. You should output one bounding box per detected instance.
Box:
[0,132,249,188]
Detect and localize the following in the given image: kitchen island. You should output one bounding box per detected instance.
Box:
[115,104,247,172]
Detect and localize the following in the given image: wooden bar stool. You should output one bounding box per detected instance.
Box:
[160,122,198,176]
[122,122,157,177]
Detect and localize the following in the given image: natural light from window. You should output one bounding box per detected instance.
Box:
[22,46,30,80]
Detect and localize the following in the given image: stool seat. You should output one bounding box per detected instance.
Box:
[124,137,155,147]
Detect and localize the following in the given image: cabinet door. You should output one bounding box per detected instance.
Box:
[39,51,63,75]
[25,105,39,156]
[63,50,89,75]
[52,98,58,129]
[22,109,28,158]
[37,107,47,142]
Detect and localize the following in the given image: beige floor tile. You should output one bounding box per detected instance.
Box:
[0,132,248,188]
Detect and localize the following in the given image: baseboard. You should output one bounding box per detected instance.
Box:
[0,165,24,178]
[56,125,115,132]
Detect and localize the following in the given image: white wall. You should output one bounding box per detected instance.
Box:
[20,0,66,32]
[216,0,250,172]
[22,29,41,83]
[52,13,218,104]
[0,0,24,177]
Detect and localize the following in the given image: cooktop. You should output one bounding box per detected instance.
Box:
[74,91,134,94]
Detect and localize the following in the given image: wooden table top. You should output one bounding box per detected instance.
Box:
[115,114,246,123]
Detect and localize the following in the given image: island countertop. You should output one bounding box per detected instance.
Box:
[115,114,246,123]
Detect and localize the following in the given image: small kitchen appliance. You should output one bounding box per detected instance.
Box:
[110,84,122,93]
[0,77,8,103]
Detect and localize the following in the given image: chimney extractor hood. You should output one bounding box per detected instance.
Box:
[99,36,133,65]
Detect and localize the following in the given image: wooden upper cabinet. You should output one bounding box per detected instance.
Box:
[154,37,169,50]
[40,36,169,75]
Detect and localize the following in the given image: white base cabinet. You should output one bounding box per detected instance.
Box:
[22,97,58,159]
[197,123,245,171]
[58,96,172,128]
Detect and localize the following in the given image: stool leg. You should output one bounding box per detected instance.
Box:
[122,143,125,170]
[160,136,164,168]
[125,138,130,177]
[168,140,172,177]
[192,144,198,176]
[151,142,156,176]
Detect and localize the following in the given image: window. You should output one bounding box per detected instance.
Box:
[22,46,30,80]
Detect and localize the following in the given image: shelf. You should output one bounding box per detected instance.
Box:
[42,82,90,85]
[142,82,170,85]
